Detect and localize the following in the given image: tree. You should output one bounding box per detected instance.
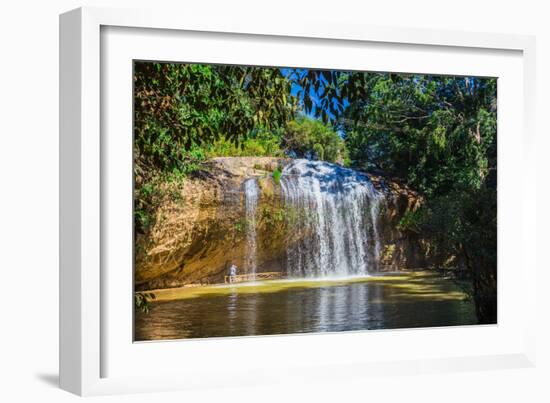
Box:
[414,187,497,323]
[282,117,347,164]
[133,62,295,235]
[294,69,497,323]
[134,62,295,175]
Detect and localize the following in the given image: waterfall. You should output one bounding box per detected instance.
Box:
[280,159,383,278]
[243,178,260,280]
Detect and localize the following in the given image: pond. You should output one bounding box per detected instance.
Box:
[134,271,477,341]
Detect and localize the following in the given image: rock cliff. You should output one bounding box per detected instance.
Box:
[135,157,427,290]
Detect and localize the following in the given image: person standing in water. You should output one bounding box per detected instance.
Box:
[229,264,237,283]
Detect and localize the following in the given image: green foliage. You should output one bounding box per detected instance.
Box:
[298,72,496,197]
[205,129,285,158]
[134,167,192,236]
[259,206,287,230]
[272,167,282,185]
[135,292,156,314]
[233,218,248,234]
[134,180,160,235]
[296,70,497,323]
[134,62,294,174]
[397,208,428,234]
[283,117,347,163]
[312,143,324,160]
[420,187,497,322]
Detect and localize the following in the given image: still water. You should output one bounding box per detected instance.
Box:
[134,271,477,341]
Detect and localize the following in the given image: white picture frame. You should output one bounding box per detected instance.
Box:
[59,6,537,396]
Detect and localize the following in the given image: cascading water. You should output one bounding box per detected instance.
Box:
[243,178,260,280]
[280,159,383,278]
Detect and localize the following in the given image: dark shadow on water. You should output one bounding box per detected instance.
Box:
[35,373,59,388]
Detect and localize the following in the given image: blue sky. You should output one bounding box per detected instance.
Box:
[280,68,332,120]
[280,67,351,126]
[280,67,348,137]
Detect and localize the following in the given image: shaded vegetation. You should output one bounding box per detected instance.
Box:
[135,292,156,314]
[297,71,497,324]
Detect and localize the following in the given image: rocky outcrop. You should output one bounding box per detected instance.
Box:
[370,176,429,270]
[135,157,428,290]
[135,157,290,290]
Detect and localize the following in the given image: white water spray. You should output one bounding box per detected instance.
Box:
[280,159,383,278]
[243,178,260,280]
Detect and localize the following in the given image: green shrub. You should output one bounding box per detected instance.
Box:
[283,117,347,163]
[397,208,428,233]
[205,129,285,158]
[272,167,282,185]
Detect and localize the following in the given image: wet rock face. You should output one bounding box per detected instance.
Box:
[376,185,428,270]
[135,157,292,290]
[135,157,427,291]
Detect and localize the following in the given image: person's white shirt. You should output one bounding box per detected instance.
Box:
[229,264,237,282]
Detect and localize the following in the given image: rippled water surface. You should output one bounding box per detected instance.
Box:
[135,271,477,341]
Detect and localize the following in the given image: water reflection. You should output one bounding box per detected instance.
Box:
[227,288,238,333]
[135,273,477,341]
